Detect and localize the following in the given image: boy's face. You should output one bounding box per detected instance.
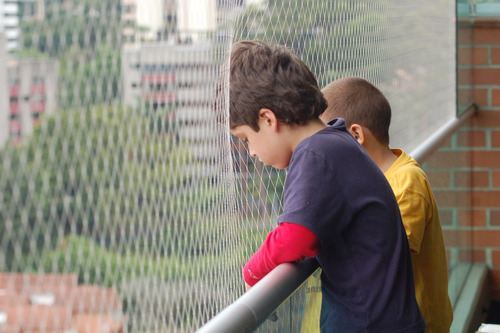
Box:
[230,109,293,170]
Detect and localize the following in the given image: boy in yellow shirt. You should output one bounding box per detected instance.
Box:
[318,76,452,333]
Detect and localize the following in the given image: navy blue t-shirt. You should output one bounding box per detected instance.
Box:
[278,119,425,332]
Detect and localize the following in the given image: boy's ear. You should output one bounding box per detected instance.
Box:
[349,124,366,145]
[258,108,279,131]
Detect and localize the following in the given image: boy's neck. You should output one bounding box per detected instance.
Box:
[366,145,398,173]
[284,118,327,151]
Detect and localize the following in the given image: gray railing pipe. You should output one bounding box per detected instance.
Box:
[410,104,477,164]
[197,258,319,333]
[198,105,477,333]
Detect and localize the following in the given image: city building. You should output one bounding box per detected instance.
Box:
[177,0,216,43]
[122,41,221,175]
[121,0,221,47]
[17,0,45,21]
[122,0,167,48]
[0,0,20,51]
[0,273,124,333]
[6,56,59,145]
[0,32,9,148]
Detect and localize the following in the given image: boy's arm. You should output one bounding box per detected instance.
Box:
[397,189,429,254]
[243,222,320,287]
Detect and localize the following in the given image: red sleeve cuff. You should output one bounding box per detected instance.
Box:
[243,223,320,286]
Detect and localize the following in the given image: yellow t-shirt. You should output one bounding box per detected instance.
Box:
[300,268,322,332]
[385,149,453,333]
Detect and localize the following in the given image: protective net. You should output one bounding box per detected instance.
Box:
[0,0,455,332]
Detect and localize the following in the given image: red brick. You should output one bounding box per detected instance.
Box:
[493,250,500,267]
[473,47,489,65]
[458,249,470,262]
[443,229,473,247]
[454,170,472,187]
[471,17,500,29]
[459,249,487,263]
[458,67,474,86]
[473,110,500,127]
[458,130,487,147]
[458,88,474,108]
[491,268,500,288]
[491,210,500,226]
[474,68,500,85]
[492,130,500,147]
[493,88,500,106]
[439,209,454,227]
[458,209,487,227]
[458,47,473,66]
[473,230,500,247]
[440,136,453,149]
[425,170,451,187]
[426,151,471,168]
[457,22,473,44]
[435,190,470,208]
[474,249,486,263]
[472,151,500,168]
[473,27,500,45]
[492,47,500,65]
[473,191,500,207]
[474,88,489,107]
[472,170,490,188]
[493,171,500,187]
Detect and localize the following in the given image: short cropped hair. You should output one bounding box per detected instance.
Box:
[229,40,327,131]
[321,77,391,145]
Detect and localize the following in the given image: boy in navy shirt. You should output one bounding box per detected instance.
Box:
[228,40,425,332]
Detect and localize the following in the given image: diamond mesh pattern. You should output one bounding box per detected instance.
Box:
[0,0,455,332]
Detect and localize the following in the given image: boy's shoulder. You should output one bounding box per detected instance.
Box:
[301,118,361,153]
[386,149,432,192]
[389,149,426,177]
[326,117,348,131]
[293,119,377,173]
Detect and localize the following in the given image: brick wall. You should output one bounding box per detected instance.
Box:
[427,17,500,300]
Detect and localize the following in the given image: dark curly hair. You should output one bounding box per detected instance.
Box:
[229,40,327,131]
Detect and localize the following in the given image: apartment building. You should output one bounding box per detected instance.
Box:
[6,56,58,145]
[122,0,169,47]
[177,0,216,43]
[0,0,20,51]
[122,41,222,175]
[0,33,9,148]
[0,273,124,333]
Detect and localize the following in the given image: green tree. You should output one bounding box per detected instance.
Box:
[234,0,389,86]
[0,104,222,271]
[20,0,122,108]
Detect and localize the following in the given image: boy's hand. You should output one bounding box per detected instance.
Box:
[245,282,251,292]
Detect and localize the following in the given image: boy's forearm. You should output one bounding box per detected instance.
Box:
[243,245,277,286]
[243,222,320,286]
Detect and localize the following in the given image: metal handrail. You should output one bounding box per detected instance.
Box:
[197,105,477,333]
[410,104,477,164]
[197,258,319,333]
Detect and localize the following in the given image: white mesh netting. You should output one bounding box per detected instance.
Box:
[0,0,455,332]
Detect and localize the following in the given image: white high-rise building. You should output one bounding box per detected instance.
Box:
[121,41,222,175]
[0,0,20,51]
[177,0,216,42]
[122,0,165,47]
[246,0,265,7]
[18,0,45,21]
[0,32,9,148]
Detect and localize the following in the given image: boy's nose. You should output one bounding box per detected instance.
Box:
[249,147,257,157]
